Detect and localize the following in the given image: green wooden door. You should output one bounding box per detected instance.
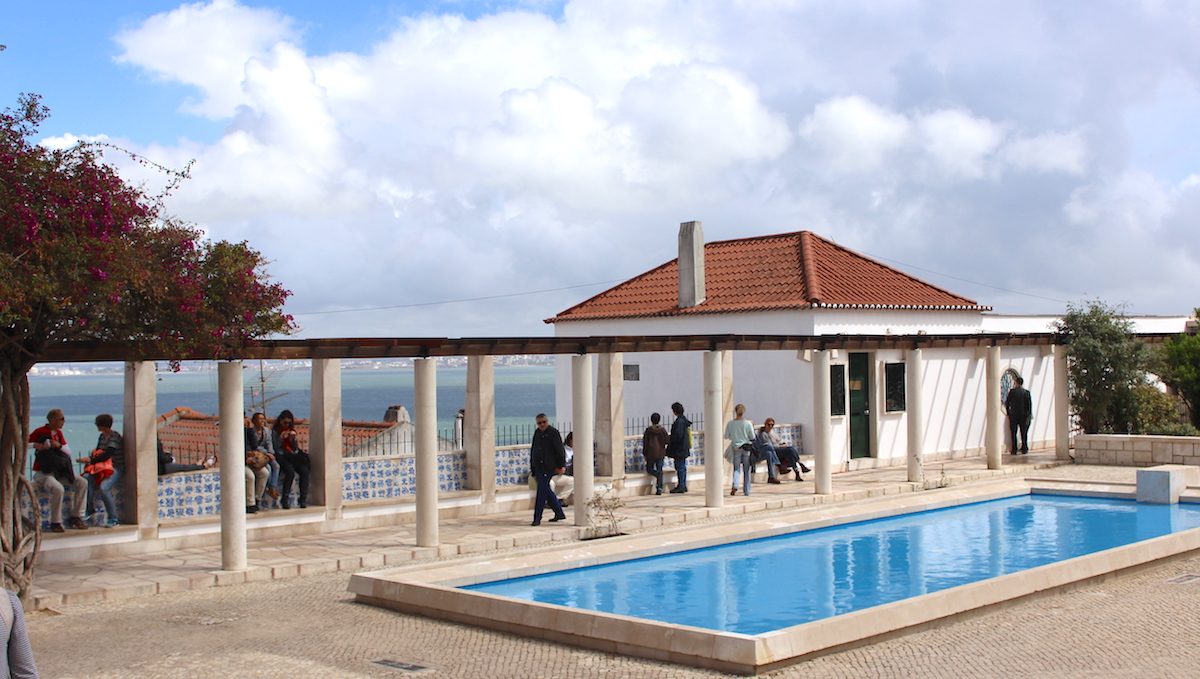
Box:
[848,352,871,459]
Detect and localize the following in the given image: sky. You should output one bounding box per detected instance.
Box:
[2,0,1199,339]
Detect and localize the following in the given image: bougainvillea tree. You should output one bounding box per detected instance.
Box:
[0,95,295,597]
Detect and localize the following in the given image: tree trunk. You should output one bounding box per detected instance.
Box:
[0,353,39,602]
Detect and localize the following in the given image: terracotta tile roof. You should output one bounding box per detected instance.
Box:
[548,231,989,322]
[156,407,396,464]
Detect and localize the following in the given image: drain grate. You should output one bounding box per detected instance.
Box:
[372,659,430,673]
[1165,574,1200,584]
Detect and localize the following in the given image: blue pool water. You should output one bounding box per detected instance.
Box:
[466,496,1200,635]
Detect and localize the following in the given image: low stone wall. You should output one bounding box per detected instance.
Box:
[1074,434,1200,467]
[36,423,764,526]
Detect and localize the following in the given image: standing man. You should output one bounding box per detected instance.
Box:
[29,409,88,532]
[1005,376,1033,454]
[642,413,669,495]
[529,414,567,526]
[667,402,691,494]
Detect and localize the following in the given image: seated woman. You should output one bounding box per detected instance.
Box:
[271,409,310,509]
[76,414,124,527]
[157,440,214,474]
[244,412,274,513]
[756,418,811,481]
[552,432,575,506]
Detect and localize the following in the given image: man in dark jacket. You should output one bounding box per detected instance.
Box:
[642,413,669,495]
[529,413,567,526]
[666,402,691,493]
[1004,376,1033,454]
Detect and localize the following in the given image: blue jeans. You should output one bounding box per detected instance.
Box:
[533,468,565,522]
[759,446,780,479]
[87,466,122,523]
[646,457,664,490]
[732,448,753,494]
[672,456,688,490]
[266,459,280,494]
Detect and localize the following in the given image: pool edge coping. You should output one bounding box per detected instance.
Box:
[349,479,1195,675]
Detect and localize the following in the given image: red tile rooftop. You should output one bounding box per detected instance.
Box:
[548,230,990,323]
[157,407,396,462]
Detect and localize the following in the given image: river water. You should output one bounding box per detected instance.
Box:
[28,365,556,449]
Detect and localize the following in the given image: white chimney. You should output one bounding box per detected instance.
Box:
[678,221,706,308]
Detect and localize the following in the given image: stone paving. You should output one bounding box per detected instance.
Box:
[26,452,1200,678]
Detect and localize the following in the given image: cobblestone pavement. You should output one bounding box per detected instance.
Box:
[25,547,1200,678]
[27,457,1200,678]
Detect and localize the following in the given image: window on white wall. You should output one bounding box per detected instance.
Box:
[885,363,906,412]
[623,364,640,381]
[830,364,847,416]
[1001,368,1020,404]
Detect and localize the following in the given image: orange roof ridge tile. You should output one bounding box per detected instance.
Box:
[798,231,822,305]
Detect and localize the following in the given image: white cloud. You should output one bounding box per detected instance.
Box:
[89,0,1200,335]
[115,0,298,119]
[999,130,1088,174]
[915,108,1005,180]
[799,96,910,173]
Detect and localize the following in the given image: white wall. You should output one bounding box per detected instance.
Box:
[812,309,983,335]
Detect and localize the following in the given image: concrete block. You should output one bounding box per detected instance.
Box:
[1137,465,1200,504]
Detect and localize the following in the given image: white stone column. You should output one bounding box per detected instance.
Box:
[595,353,625,479]
[572,355,594,526]
[986,345,1003,469]
[218,361,247,572]
[704,350,725,508]
[122,361,158,538]
[414,358,438,547]
[905,348,925,484]
[465,356,496,503]
[721,350,734,428]
[310,359,343,518]
[813,350,833,495]
[1054,346,1071,459]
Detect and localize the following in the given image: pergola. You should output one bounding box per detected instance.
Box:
[37,331,1174,571]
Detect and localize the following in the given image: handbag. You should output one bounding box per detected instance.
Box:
[740,442,760,465]
[246,450,270,470]
[84,457,115,481]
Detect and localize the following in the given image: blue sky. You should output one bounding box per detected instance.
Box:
[2,1,1198,338]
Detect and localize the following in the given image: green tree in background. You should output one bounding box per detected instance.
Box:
[1053,300,1146,434]
[0,94,295,600]
[1158,310,1200,429]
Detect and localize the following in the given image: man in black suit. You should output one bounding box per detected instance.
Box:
[529,414,567,526]
[1005,376,1033,454]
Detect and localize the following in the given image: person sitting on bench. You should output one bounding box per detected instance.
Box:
[756,418,810,481]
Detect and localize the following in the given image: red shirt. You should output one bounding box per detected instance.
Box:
[29,425,66,472]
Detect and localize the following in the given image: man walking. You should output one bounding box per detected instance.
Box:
[1005,376,1033,454]
[667,402,691,493]
[529,414,567,526]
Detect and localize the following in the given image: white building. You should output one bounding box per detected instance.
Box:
[550,223,1188,470]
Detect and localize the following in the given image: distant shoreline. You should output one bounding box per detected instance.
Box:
[29,356,557,378]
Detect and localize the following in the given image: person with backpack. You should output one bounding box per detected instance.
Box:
[666,402,691,494]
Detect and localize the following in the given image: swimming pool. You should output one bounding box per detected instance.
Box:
[350,480,1200,674]
[464,495,1200,634]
